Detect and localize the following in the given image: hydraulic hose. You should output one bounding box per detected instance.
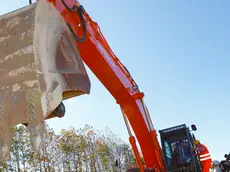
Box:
[61,0,87,42]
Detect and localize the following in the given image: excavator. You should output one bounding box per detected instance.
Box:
[0,0,203,171]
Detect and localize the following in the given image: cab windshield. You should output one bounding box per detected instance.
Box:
[163,139,193,170]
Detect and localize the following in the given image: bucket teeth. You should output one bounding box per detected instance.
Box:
[27,121,45,151]
[0,128,13,161]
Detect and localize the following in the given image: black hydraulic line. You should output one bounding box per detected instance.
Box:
[61,0,75,12]
[61,0,86,42]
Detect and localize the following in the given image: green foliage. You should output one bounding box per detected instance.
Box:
[0,123,137,171]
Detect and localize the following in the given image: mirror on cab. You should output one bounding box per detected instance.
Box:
[191,124,197,131]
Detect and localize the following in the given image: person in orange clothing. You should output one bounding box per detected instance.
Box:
[192,140,212,172]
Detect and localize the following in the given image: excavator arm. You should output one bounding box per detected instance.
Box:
[0,0,165,171]
[47,0,165,170]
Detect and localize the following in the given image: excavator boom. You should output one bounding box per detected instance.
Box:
[0,0,165,171]
[49,0,165,170]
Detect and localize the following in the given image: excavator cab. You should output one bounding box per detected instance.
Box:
[159,124,202,172]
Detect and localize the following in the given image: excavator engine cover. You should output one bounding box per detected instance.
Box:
[0,0,90,160]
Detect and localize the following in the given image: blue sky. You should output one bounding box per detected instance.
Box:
[1,0,230,162]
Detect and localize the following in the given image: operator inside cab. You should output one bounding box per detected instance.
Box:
[171,140,192,168]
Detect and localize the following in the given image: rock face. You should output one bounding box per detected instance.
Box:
[0,0,91,160]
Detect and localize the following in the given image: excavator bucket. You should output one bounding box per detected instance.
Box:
[0,0,90,160]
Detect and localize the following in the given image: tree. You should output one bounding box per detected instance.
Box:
[9,125,31,171]
[0,123,137,171]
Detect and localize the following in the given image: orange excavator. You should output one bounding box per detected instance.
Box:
[0,0,203,171]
